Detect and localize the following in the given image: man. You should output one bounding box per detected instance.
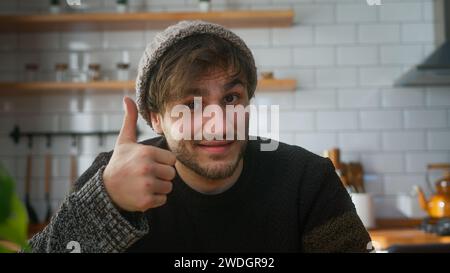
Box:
[29,21,371,253]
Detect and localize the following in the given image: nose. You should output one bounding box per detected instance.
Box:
[202,104,228,141]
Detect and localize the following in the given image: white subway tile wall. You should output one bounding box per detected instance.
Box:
[337,46,378,65]
[338,89,380,108]
[405,152,449,173]
[317,111,358,131]
[379,2,422,22]
[380,45,424,65]
[360,110,402,130]
[338,132,381,151]
[0,0,448,219]
[382,131,426,151]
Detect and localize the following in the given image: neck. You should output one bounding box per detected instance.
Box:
[175,159,243,195]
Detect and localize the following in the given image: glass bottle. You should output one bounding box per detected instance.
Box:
[199,0,211,12]
[49,0,61,14]
[55,63,68,82]
[68,52,89,82]
[24,63,39,82]
[88,63,101,81]
[116,0,128,13]
[116,63,130,81]
[116,50,130,81]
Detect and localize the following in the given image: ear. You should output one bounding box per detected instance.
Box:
[150,111,163,134]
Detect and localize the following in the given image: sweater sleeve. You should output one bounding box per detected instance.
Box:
[300,158,372,253]
[27,153,149,253]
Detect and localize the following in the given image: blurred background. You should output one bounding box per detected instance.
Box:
[0,0,450,248]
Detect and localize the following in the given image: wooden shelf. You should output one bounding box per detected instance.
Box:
[0,10,294,32]
[0,81,134,93]
[0,79,297,95]
[257,78,297,92]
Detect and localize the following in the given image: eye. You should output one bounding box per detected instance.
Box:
[224,94,239,104]
[185,100,202,110]
[186,101,195,109]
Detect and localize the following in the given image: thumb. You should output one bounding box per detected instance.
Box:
[117,96,138,145]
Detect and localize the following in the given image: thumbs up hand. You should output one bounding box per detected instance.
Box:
[103,97,176,212]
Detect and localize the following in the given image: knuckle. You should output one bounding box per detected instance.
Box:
[140,148,154,158]
[139,164,154,175]
[144,178,156,190]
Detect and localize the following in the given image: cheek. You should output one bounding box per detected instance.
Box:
[167,112,203,138]
[163,129,186,152]
[161,115,196,151]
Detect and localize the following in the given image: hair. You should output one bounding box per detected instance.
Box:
[145,34,257,115]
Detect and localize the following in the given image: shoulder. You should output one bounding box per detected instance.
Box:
[248,137,339,204]
[249,137,334,175]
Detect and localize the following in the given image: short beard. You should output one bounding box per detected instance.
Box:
[172,140,247,180]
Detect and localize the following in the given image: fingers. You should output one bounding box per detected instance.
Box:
[151,194,167,208]
[137,193,167,211]
[150,147,177,166]
[117,96,138,145]
[150,179,173,195]
[152,162,177,181]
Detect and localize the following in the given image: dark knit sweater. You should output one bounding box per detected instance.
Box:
[29,137,371,253]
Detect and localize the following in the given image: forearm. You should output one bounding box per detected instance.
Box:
[301,210,371,253]
[28,166,149,253]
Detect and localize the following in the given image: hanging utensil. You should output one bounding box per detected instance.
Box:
[44,135,52,223]
[69,135,78,191]
[347,162,365,194]
[353,163,365,193]
[25,137,39,224]
[324,148,356,193]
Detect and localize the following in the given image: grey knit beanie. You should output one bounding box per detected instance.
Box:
[135,20,257,125]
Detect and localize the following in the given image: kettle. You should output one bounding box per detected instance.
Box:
[414,164,450,219]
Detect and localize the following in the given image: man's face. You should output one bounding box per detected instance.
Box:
[158,68,250,180]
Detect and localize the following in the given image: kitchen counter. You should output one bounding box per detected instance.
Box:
[368,229,450,251]
[26,220,450,252]
[20,227,450,252]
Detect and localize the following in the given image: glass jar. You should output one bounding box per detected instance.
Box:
[68,52,89,82]
[55,63,68,82]
[260,71,274,80]
[49,0,61,14]
[24,63,39,82]
[88,63,101,81]
[116,63,130,81]
[116,0,128,13]
[199,0,211,12]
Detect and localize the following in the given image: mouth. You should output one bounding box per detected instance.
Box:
[196,140,235,154]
